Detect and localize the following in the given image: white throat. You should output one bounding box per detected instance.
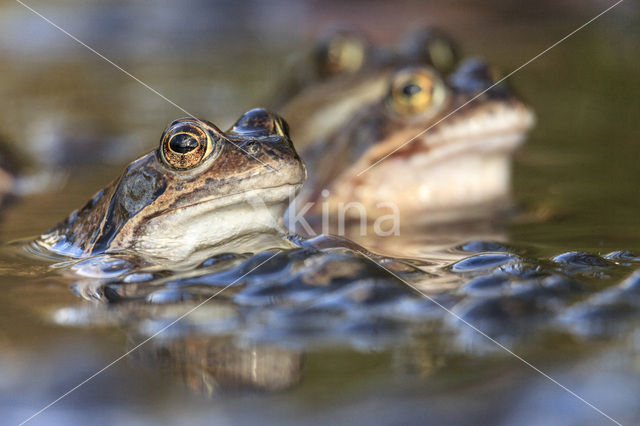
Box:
[128,185,299,262]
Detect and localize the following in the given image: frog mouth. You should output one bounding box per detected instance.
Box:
[407,124,532,166]
[168,182,303,217]
[325,102,535,218]
[365,101,535,167]
[420,103,535,157]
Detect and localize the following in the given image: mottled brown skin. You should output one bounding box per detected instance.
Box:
[38,109,306,259]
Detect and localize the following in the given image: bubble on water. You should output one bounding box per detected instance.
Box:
[451,253,519,273]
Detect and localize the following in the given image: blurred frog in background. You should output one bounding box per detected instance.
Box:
[0,136,61,209]
[0,138,19,208]
[290,58,534,232]
[273,26,460,150]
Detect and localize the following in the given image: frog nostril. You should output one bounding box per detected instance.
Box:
[244,141,263,156]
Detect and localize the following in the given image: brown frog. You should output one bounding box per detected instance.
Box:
[0,142,16,207]
[276,26,460,150]
[0,136,33,208]
[293,58,534,227]
[36,109,307,262]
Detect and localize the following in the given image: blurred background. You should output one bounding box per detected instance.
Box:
[0,0,639,424]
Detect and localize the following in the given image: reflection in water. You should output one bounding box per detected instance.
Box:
[336,217,510,259]
[45,235,640,393]
[134,335,303,396]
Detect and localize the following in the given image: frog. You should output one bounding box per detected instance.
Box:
[35,108,307,263]
[0,135,34,208]
[292,58,535,228]
[268,27,373,109]
[0,142,16,207]
[275,26,460,151]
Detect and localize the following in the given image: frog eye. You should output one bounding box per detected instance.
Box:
[231,108,290,138]
[400,28,458,74]
[160,120,212,170]
[317,30,367,77]
[424,36,457,74]
[387,67,447,116]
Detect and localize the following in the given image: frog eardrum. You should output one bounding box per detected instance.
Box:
[161,120,214,170]
[387,67,447,117]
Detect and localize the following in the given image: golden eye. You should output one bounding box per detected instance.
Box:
[399,27,459,74]
[160,121,212,170]
[318,32,366,77]
[426,37,456,74]
[388,68,447,116]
